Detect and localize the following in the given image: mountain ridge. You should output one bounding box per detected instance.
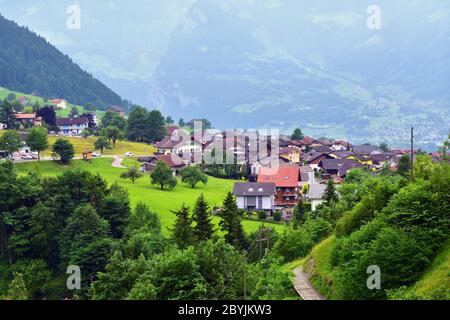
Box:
[0,14,128,110]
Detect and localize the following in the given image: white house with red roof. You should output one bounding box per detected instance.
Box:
[257,165,300,209]
[51,99,68,110]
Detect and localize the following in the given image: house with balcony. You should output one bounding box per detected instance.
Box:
[257,165,300,210]
[56,117,89,135]
[233,182,276,212]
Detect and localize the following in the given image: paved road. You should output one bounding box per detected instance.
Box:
[111,156,125,168]
[293,267,325,300]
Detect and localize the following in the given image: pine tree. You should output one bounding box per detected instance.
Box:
[291,199,304,229]
[171,204,193,249]
[219,192,248,250]
[192,194,214,241]
[398,154,411,177]
[323,179,338,205]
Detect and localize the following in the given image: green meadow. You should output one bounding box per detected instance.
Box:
[14,158,286,236]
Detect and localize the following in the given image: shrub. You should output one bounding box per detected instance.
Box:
[273,211,282,222]
[257,211,267,220]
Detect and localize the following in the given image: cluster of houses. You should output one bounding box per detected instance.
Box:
[143,127,422,217]
[2,99,127,136]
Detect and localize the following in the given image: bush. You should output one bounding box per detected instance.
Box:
[333,227,431,300]
[273,211,282,222]
[257,211,267,220]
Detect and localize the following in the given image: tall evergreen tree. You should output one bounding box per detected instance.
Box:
[98,182,131,239]
[398,154,411,177]
[192,194,214,241]
[219,192,248,250]
[291,199,304,229]
[323,179,338,205]
[171,204,193,249]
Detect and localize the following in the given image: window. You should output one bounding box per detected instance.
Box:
[258,188,263,192]
[248,188,254,192]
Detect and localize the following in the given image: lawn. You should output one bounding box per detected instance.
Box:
[43,136,157,157]
[14,158,285,236]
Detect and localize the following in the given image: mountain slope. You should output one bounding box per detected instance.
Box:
[0,15,127,110]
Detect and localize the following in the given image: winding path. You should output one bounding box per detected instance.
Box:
[293,267,325,300]
[111,156,126,168]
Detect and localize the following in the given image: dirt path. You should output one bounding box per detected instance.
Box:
[293,267,325,300]
[111,156,126,168]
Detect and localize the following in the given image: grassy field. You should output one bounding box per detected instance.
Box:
[42,136,157,157]
[14,158,285,236]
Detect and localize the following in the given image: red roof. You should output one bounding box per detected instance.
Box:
[300,136,315,145]
[165,125,179,136]
[154,154,186,168]
[15,113,36,119]
[257,165,299,187]
[51,99,65,104]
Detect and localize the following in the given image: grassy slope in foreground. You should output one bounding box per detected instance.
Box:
[302,235,450,300]
[42,136,156,157]
[402,239,450,299]
[302,236,337,299]
[13,158,285,236]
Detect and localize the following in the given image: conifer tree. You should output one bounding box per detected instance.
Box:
[171,204,193,249]
[291,199,304,229]
[219,192,248,250]
[192,194,214,241]
[323,179,338,205]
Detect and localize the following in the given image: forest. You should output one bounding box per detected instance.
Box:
[0,15,127,110]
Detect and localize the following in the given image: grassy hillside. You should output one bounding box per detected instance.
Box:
[301,235,450,300]
[389,240,450,300]
[303,236,337,299]
[0,87,105,118]
[43,136,156,157]
[13,158,285,237]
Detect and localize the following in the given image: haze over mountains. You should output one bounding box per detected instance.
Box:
[0,0,449,148]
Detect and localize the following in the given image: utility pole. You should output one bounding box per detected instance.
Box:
[410,127,414,180]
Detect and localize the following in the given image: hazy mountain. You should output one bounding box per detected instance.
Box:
[0,0,448,147]
[148,0,450,148]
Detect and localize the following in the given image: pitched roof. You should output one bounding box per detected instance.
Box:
[257,165,299,187]
[319,159,363,176]
[312,145,333,153]
[15,113,36,119]
[147,154,187,168]
[300,136,315,145]
[302,151,329,162]
[56,117,89,125]
[233,182,276,196]
[279,147,298,155]
[353,144,382,154]
[331,150,354,158]
[154,136,182,149]
[51,99,65,104]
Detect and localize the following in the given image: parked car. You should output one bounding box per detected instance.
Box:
[92,152,102,158]
[124,152,134,157]
[21,154,33,160]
